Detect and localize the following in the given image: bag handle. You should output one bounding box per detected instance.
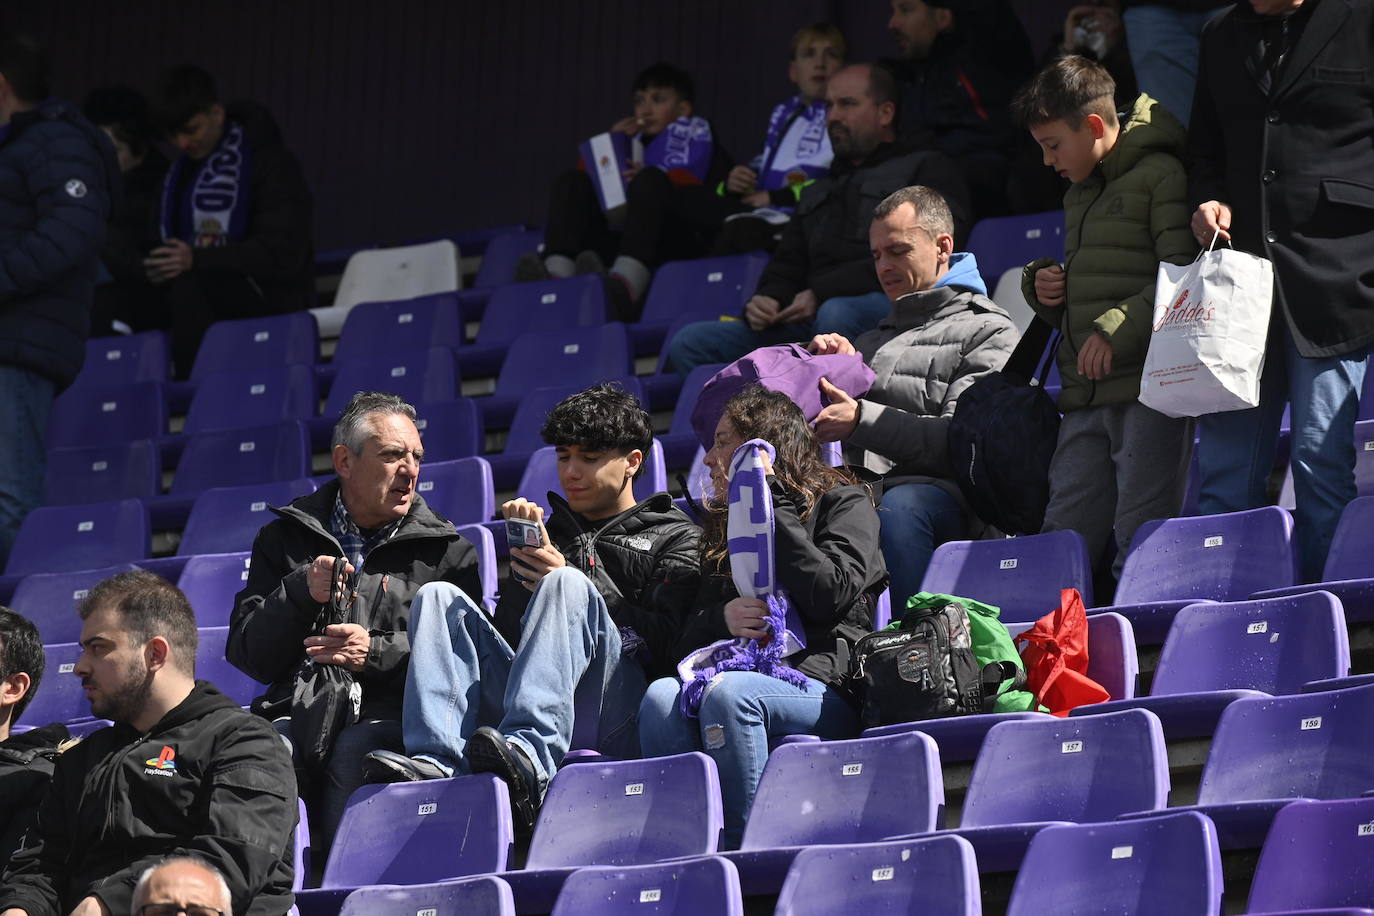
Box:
[1003,315,1061,386]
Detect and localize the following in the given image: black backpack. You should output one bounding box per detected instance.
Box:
[850,599,1023,729]
[946,315,1061,535]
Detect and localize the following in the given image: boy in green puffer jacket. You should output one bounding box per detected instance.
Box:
[1012,55,1195,580]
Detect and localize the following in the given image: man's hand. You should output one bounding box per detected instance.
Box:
[1062,4,1123,53]
[726,165,758,195]
[610,115,640,135]
[143,239,193,284]
[304,623,371,672]
[808,332,856,356]
[742,190,771,209]
[1034,264,1067,307]
[501,498,549,534]
[724,597,770,639]
[306,555,355,605]
[510,543,568,592]
[814,376,860,442]
[1192,200,1233,246]
[622,161,644,184]
[744,294,781,331]
[775,288,819,325]
[1077,331,1114,380]
[70,897,110,916]
[2,907,32,916]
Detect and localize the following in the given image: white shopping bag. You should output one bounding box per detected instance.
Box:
[1139,232,1273,418]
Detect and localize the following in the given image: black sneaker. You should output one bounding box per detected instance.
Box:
[605,274,641,322]
[361,749,449,784]
[467,726,542,833]
[513,252,550,283]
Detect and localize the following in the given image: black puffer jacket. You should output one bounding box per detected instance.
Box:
[0,684,296,916]
[0,723,67,862]
[494,492,701,678]
[675,481,887,691]
[0,98,118,389]
[229,480,482,721]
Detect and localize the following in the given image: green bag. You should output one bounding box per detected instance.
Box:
[903,592,1040,713]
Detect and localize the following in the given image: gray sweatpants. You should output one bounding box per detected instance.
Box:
[1042,400,1193,578]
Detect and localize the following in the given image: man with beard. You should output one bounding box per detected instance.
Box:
[0,571,297,916]
[665,62,971,375]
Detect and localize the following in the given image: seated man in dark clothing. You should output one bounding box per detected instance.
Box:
[147,65,313,377]
[0,609,64,863]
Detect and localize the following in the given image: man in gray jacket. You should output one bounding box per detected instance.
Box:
[809,185,1017,605]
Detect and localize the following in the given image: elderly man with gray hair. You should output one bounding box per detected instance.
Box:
[228,391,482,849]
[130,856,231,916]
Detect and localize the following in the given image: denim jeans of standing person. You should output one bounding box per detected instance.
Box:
[1196,325,1370,581]
[638,671,860,847]
[1121,5,1219,127]
[878,483,966,608]
[0,365,55,568]
[401,567,646,791]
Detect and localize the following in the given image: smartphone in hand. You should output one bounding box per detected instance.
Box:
[505,517,543,583]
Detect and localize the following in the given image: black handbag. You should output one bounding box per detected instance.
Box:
[288,556,361,768]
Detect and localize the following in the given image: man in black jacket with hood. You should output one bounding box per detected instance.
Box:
[362,384,700,833]
[0,571,297,916]
[0,609,65,864]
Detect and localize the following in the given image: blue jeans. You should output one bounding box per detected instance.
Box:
[1197,326,1369,581]
[0,366,55,568]
[878,483,966,608]
[638,672,859,848]
[814,292,891,342]
[402,568,646,790]
[1122,6,1216,127]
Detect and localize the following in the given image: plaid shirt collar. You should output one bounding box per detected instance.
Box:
[330,493,402,571]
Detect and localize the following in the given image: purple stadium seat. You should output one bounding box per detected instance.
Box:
[323,346,458,418]
[1090,506,1298,643]
[68,331,170,389]
[332,292,463,366]
[711,731,942,896]
[340,876,516,916]
[177,552,253,628]
[659,363,726,467]
[10,563,138,645]
[636,254,769,357]
[182,365,318,436]
[196,627,266,707]
[18,642,91,728]
[774,835,980,916]
[491,752,723,915]
[415,397,484,461]
[918,529,1096,623]
[1121,683,1374,848]
[480,323,633,428]
[920,708,1169,872]
[294,798,311,892]
[293,775,515,916]
[1245,798,1374,914]
[455,523,498,611]
[6,499,150,576]
[1276,418,1374,510]
[1304,672,1374,693]
[965,210,1066,290]
[1005,812,1222,916]
[861,711,1051,765]
[62,718,112,739]
[1070,592,1350,738]
[44,440,160,506]
[516,440,670,520]
[453,228,544,322]
[47,380,166,448]
[190,311,318,380]
[462,275,608,377]
[1253,495,1374,622]
[414,457,494,527]
[170,421,312,498]
[551,857,742,916]
[178,479,317,557]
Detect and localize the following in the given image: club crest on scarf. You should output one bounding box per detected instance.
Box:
[160,121,253,249]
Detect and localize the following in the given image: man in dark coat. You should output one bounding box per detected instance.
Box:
[0,609,65,863]
[1189,0,1374,579]
[0,33,117,568]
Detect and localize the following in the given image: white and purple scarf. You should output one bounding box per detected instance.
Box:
[160,120,253,248]
[677,439,809,718]
[755,96,832,194]
[641,115,714,184]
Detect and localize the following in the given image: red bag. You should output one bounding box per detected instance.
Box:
[1014,588,1110,717]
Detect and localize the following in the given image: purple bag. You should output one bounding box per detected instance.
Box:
[690,344,876,448]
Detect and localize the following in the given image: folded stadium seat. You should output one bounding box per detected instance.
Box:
[66,330,170,390]
[1069,592,1350,739]
[414,397,484,462]
[991,266,1038,334]
[188,310,320,380]
[332,292,463,364]
[318,347,459,441]
[918,529,1096,623]
[1004,812,1222,916]
[485,751,723,915]
[698,731,943,897]
[415,457,494,527]
[634,253,770,358]
[454,523,499,611]
[5,498,150,576]
[658,363,726,468]
[1253,496,1374,630]
[147,420,312,532]
[18,642,92,728]
[773,834,979,916]
[339,876,516,916]
[177,552,252,628]
[1244,798,1374,915]
[479,323,633,429]
[1118,683,1374,848]
[44,440,160,506]
[47,380,166,448]
[9,563,139,644]
[461,275,608,378]
[179,366,318,441]
[891,707,1169,873]
[452,228,544,323]
[177,479,317,556]
[485,376,644,490]
[195,626,267,707]
[965,210,1066,292]
[310,239,461,339]
[551,857,742,916]
[293,775,514,916]
[1276,419,1374,511]
[1088,506,1298,644]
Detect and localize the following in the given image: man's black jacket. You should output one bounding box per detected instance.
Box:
[0,723,67,862]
